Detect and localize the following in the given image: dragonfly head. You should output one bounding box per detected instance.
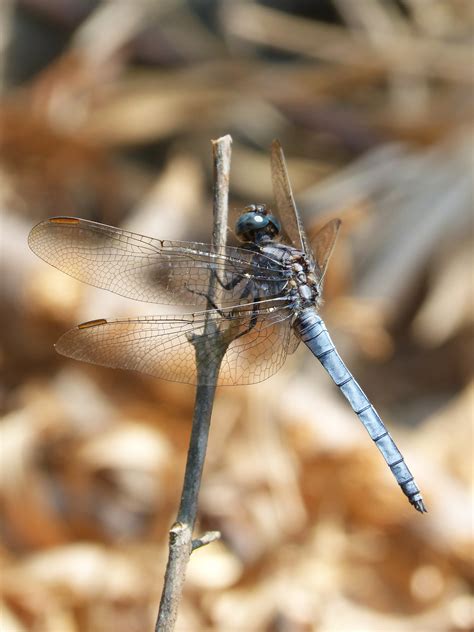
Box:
[236,204,281,244]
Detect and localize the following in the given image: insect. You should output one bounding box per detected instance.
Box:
[28,140,426,513]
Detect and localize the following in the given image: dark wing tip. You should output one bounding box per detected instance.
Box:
[78,318,108,329]
[28,216,80,252]
[48,217,80,225]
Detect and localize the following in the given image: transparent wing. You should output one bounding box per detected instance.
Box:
[309,219,341,282]
[28,217,288,307]
[55,304,298,386]
[271,139,313,260]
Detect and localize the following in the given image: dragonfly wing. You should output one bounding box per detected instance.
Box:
[55,305,296,386]
[271,140,312,259]
[309,218,341,283]
[220,306,296,384]
[28,217,287,307]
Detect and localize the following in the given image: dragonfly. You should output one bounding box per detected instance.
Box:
[28,140,426,513]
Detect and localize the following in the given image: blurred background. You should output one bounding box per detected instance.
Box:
[0,1,473,631]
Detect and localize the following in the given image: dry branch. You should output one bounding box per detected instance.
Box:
[154,135,232,632]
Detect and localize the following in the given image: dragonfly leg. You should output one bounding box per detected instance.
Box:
[233,307,258,339]
[184,285,227,317]
[186,274,260,340]
[213,269,244,292]
[184,269,248,315]
[232,288,261,341]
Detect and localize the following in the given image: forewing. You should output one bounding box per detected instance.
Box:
[55,306,296,386]
[271,140,312,258]
[309,219,341,282]
[28,217,287,307]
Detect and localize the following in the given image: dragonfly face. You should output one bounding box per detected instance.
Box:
[235,203,281,245]
[27,140,426,512]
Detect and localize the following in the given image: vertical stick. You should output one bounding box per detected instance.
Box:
[155,135,232,632]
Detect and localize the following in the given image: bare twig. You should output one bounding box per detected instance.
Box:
[154,135,232,632]
[192,530,221,551]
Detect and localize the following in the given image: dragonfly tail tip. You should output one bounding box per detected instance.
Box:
[412,498,428,513]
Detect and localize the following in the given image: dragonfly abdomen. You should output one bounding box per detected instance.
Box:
[295,309,426,513]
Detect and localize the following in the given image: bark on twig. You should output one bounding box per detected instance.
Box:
[154,135,232,632]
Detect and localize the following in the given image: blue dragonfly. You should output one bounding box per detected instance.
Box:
[28,140,426,513]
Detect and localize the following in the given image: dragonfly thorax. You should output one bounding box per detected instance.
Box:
[236,204,281,244]
[255,240,321,310]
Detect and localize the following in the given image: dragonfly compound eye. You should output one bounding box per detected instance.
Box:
[236,205,281,241]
